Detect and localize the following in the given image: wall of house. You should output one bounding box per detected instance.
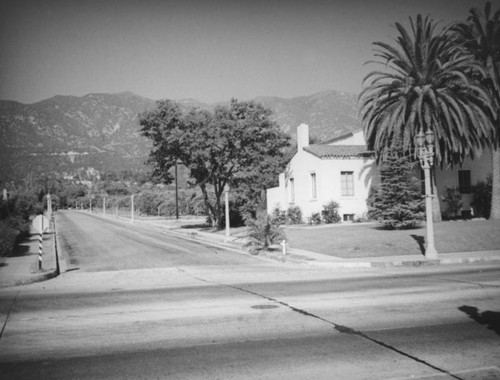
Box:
[266,145,377,221]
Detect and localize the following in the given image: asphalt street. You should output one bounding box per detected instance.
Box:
[0,211,499,379]
[56,211,258,270]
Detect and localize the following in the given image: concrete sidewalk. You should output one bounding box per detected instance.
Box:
[0,224,59,288]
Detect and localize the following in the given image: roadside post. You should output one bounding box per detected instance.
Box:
[103,198,106,216]
[131,194,135,223]
[280,240,287,256]
[32,214,49,270]
[224,185,230,242]
[47,193,52,222]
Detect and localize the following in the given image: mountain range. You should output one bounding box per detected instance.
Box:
[0,90,359,182]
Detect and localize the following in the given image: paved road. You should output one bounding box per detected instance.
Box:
[0,211,499,379]
[57,210,258,270]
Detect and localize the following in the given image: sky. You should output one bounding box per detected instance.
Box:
[0,0,491,104]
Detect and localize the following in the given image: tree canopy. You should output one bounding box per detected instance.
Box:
[450,1,500,219]
[359,15,495,168]
[139,99,290,229]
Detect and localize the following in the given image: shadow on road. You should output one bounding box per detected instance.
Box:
[459,305,500,336]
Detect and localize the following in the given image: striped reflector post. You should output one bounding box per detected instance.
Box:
[38,232,43,270]
[32,214,49,271]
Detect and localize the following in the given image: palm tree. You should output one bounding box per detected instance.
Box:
[359,15,494,221]
[450,1,500,219]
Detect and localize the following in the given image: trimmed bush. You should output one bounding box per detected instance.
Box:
[309,212,322,225]
[271,205,286,225]
[442,187,463,219]
[321,201,341,224]
[286,205,302,224]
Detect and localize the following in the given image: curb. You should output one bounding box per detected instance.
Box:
[14,269,58,286]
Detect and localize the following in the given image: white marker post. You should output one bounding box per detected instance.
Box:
[103,198,106,216]
[280,240,287,256]
[224,185,230,242]
[131,194,135,223]
[47,193,52,222]
[32,214,49,270]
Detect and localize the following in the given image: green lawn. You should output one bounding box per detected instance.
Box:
[283,219,500,258]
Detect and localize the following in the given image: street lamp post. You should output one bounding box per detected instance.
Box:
[415,129,438,260]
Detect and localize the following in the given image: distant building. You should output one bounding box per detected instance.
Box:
[266,124,492,221]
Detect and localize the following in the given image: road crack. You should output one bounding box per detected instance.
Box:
[0,290,21,342]
[177,267,465,380]
[428,276,500,289]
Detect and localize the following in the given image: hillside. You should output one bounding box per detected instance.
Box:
[0,90,359,182]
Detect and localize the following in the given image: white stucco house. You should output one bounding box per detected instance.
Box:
[266,123,377,222]
[266,123,493,222]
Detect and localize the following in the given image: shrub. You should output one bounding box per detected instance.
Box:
[243,211,286,255]
[442,187,463,219]
[309,212,322,225]
[286,205,302,224]
[353,213,370,223]
[271,205,286,225]
[0,221,19,257]
[321,201,341,224]
[471,174,492,218]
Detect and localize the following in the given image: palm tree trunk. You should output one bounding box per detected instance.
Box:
[431,168,442,222]
[490,148,500,219]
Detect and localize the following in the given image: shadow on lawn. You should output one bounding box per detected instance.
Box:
[459,305,500,336]
[180,224,211,230]
[410,234,426,256]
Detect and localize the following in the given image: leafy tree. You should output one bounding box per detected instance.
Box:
[359,15,495,221]
[140,99,290,229]
[101,181,130,196]
[368,149,424,229]
[450,1,500,219]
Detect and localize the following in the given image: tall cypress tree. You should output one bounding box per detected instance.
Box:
[368,150,425,229]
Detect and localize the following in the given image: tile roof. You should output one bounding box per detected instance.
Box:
[303,144,374,159]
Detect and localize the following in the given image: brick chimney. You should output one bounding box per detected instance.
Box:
[297,123,310,150]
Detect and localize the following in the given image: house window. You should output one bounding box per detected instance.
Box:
[343,214,355,222]
[289,178,295,202]
[310,172,317,199]
[341,171,354,196]
[458,170,471,194]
